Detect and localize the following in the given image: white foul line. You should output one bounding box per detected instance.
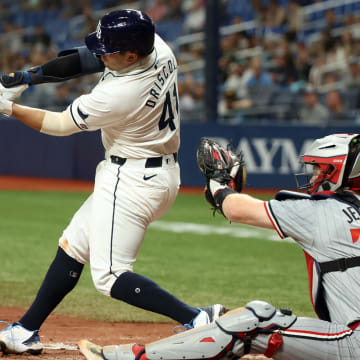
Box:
[149,221,295,243]
[43,343,78,351]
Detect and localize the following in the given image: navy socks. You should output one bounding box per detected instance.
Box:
[19,247,84,331]
[110,271,199,324]
[19,251,198,330]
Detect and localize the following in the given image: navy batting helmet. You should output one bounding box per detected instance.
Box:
[85,9,155,57]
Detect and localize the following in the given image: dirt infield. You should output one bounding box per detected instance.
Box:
[0,306,174,359]
[0,307,269,360]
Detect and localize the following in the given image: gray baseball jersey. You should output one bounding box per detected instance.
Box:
[250,194,360,359]
[266,195,360,325]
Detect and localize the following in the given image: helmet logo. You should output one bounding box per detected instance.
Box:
[96,21,102,39]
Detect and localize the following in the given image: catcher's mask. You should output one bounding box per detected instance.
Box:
[295,133,360,194]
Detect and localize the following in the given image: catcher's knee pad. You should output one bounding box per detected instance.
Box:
[217,300,297,333]
[102,324,234,360]
[146,322,233,360]
[100,324,233,360]
[217,300,297,357]
[100,302,297,360]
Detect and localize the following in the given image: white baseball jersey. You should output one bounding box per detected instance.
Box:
[265,195,360,325]
[58,34,181,296]
[69,34,180,159]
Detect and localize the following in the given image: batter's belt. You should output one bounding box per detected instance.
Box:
[110,153,178,168]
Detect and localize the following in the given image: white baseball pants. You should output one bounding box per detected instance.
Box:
[58,154,180,295]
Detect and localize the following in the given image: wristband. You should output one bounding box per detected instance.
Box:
[1,98,13,116]
[209,179,236,211]
[214,187,236,210]
[0,67,44,88]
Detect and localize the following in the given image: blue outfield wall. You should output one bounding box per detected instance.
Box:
[177,123,359,189]
[0,116,358,189]
[0,118,104,181]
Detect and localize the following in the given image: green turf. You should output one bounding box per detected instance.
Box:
[0,190,315,323]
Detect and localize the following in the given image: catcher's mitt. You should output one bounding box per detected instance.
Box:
[196,137,246,192]
[196,138,246,213]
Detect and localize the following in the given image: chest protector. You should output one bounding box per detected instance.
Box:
[275,190,360,321]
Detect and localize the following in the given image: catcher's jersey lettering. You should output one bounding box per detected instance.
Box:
[146,57,177,108]
[342,206,360,223]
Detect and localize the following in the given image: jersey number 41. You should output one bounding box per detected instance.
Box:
[159,83,179,131]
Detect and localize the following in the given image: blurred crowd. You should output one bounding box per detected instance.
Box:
[213,0,360,125]
[177,0,360,124]
[1,0,360,124]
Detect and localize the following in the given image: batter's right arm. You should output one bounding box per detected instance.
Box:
[0,46,104,88]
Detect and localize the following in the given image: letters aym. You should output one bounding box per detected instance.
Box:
[212,137,315,175]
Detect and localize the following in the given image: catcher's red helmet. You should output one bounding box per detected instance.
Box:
[295,133,360,194]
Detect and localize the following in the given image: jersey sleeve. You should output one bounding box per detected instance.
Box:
[265,198,316,247]
[68,87,133,131]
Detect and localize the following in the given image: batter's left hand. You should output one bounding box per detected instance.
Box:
[0,83,28,101]
[0,94,13,116]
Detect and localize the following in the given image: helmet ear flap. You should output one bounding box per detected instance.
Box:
[342,138,360,188]
[349,151,360,179]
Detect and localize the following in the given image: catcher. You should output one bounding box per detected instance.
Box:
[79,134,360,360]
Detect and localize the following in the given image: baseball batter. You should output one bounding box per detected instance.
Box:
[79,134,360,360]
[0,10,224,355]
